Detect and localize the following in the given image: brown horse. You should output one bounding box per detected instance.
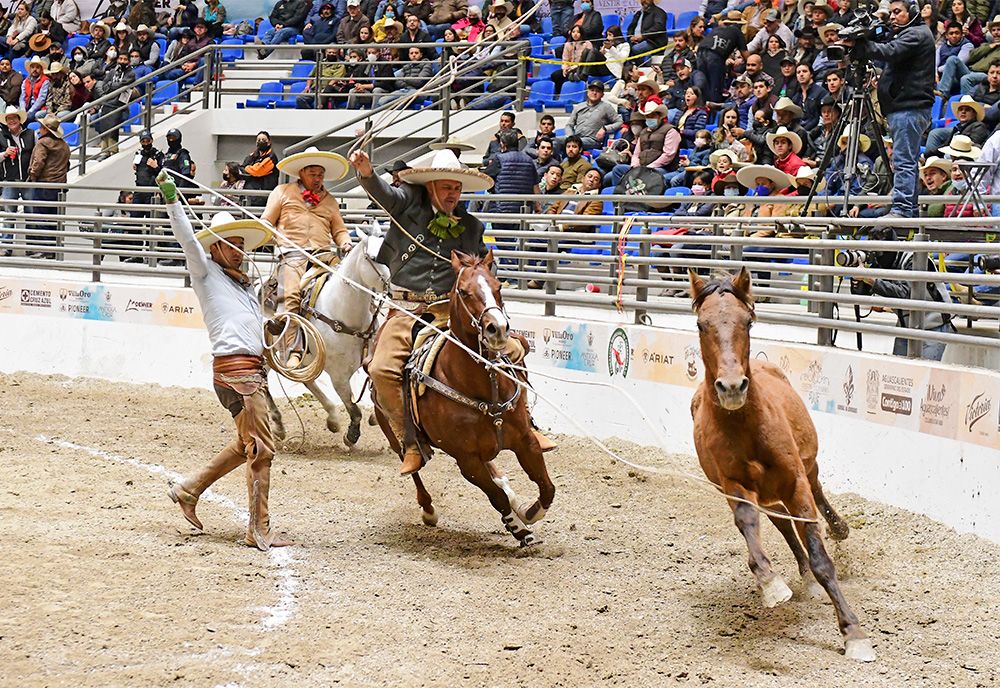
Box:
[689,267,876,662]
[373,250,555,546]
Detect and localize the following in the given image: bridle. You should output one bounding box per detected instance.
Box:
[454,265,509,356]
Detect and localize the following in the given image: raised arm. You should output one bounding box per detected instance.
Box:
[157,171,211,279]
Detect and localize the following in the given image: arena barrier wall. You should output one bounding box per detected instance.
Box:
[2,275,999,543]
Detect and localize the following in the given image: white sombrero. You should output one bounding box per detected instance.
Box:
[3,104,27,124]
[277,146,349,180]
[773,96,803,118]
[920,155,952,174]
[195,212,272,252]
[736,164,792,191]
[766,126,803,154]
[819,22,843,45]
[838,132,871,152]
[429,135,477,152]
[710,148,746,169]
[939,134,982,160]
[397,149,494,192]
[953,95,986,122]
[793,166,816,182]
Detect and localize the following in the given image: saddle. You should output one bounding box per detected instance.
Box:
[298,251,341,313]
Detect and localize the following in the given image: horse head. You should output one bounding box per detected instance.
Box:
[343,223,390,294]
[450,249,508,352]
[689,267,755,411]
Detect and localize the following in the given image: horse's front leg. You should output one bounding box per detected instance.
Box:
[304,379,340,434]
[766,505,823,600]
[727,484,792,608]
[458,456,537,547]
[264,388,286,441]
[789,489,876,662]
[506,418,555,526]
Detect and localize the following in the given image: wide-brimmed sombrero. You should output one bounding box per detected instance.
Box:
[3,104,27,124]
[429,135,477,152]
[939,134,982,160]
[953,95,986,122]
[277,146,349,180]
[736,164,792,191]
[920,156,952,174]
[773,96,803,118]
[195,211,272,252]
[838,132,871,152]
[819,22,843,45]
[397,149,494,192]
[766,126,803,154]
[90,21,109,36]
[709,148,745,169]
[28,34,52,52]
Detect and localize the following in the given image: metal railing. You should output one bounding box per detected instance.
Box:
[4,188,1000,359]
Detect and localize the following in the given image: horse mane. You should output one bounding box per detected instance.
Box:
[691,273,756,318]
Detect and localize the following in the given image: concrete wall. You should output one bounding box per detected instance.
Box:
[2,274,999,544]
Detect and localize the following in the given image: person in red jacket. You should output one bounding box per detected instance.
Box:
[766,126,805,176]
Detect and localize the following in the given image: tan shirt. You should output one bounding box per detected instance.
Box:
[261,181,350,250]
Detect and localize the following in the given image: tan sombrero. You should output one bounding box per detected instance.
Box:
[44,61,67,75]
[766,126,803,154]
[773,96,803,118]
[398,149,494,192]
[28,34,52,52]
[636,76,663,94]
[989,14,1000,29]
[135,23,153,33]
[954,95,986,122]
[736,164,792,191]
[819,23,843,45]
[277,146,349,180]
[37,113,63,138]
[90,20,109,36]
[793,166,816,182]
[812,0,835,18]
[429,135,477,152]
[920,156,952,174]
[939,134,982,160]
[838,132,871,152]
[114,21,130,32]
[797,0,815,17]
[3,104,27,124]
[639,100,668,118]
[720,9,746,23]
[710,148,745,169]
[195,212,272,252]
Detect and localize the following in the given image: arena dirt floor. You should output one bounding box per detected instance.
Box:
[1,371,999,688]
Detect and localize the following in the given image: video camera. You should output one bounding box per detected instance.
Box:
[825,11,890,62]
[836,249,872,268]
[977,255,1000,272]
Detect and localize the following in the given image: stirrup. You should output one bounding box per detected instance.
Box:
[533,429,557,453]
[400,446,424,476]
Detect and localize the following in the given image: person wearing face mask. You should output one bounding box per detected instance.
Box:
[128,49,151,79]
[566,0,603,41]
[665,127,712,188]
[240,131,280,207]
[132,128,163,222]
[346,47,394,109]
[91,51,134,158]
[736,164,807,291]
[654,168,716,293]
[452,4,484,41]
[295,47,347,108]
[854,226,955,360]
[605,100,680,189]
[162,128,195,193]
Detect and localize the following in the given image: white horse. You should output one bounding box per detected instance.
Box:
[267,223,391,446]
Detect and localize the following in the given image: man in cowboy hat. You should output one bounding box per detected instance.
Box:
[486,0,514,40]
[383,159,411,186]
[349,148,556,474]
[746,7,794,56]
[766,125,806,176]
[920,156,953,217]
[698,11,748,102]
[812,23,845,79]
[155,169,294,551]
[606,100,680,188]
[262,146,353,368]
[772,96,814,159]
[37,60,71,118]
[925,95,989,158]
[25,112,68,258]
[1,103,34,255]
[27,33,52,57]
[19,56,49,124]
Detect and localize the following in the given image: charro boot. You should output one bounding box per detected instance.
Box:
[167,441,246,530]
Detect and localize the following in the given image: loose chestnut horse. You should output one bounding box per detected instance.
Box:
[372,250,555,546]
[689,268,876,662]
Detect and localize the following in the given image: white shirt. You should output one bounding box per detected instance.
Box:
[977,129,1000,198]
[167,203,263,357]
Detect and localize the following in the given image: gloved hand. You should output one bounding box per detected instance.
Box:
[156,170,178,203]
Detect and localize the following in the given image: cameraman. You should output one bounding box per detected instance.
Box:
[842,0,935,219]
[854,226,955,361]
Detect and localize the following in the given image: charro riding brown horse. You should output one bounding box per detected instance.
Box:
[689,268,876,662]
[372,250,555,546]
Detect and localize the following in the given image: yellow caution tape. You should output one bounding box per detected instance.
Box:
[521,42,670,67]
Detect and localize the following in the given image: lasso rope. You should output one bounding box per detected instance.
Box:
[615,216,635,314]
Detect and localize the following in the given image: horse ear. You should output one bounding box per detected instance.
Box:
[688,269,706,302]
[451,250,464,274]
[355,223,369,238]
[734,266,752,297]
[482,248,494,269]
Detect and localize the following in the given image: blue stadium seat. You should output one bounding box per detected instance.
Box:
[665,13,675,32]
[151,80,179,106]
[540,16,553,37]
[525,79,554,110]
[156,38,166,55]
[280,60,314,85]
[12,57,27,75]
[61,121,79,147]
[675,11,698,31]
[528,34,544,59]
[276,81,307,107]
[536,62,559,80]
[122,102,142,132]
[561,82,587,104]
[602,14,621,30]
[67,35,88,52]
[547,36,565,53]
[219,38,244,61]
[256,19,274,36]
[245,81,283,108]
[666,187,691,196]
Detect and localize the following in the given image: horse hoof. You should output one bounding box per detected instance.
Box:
[326,417,340,434]
[519,533,542,548]
[421,506,438,527]
[273,424,287,441]
[516,502,547,526]
[368,413,378,426]
[761,576,793,608]
[828,522,850,541]
[344,425,361,447]
[844,637,877,662]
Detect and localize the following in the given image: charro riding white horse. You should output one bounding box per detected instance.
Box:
[267,224,391,446]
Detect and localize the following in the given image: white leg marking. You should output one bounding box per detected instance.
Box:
[760,575,793,608]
